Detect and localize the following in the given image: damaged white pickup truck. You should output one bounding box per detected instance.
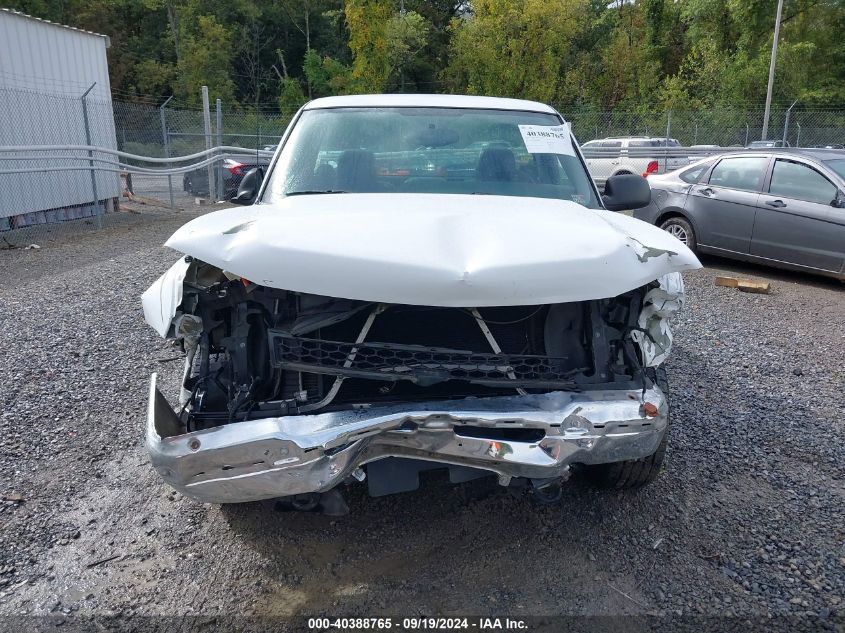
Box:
[142,95,700,511]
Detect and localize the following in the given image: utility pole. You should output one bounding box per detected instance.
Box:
[762,0,784,141]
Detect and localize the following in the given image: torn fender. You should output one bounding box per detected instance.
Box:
[630,272,686,367]
[141,257,191,337]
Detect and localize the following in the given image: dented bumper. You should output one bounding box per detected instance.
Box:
[147,373,668,504]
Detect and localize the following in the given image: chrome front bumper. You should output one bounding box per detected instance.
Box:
[146,373,668,503]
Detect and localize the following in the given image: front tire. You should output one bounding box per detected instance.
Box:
[660,216,697,252]
[584,367,670,489]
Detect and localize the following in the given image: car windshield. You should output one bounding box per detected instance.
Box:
[263,107,600,208]
[823,158,845,180]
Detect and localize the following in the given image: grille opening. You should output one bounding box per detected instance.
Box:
[267,303,598,407]
[325,305,545,353]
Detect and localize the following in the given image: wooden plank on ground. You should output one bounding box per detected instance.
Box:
[714,276,739,288]
[715,275,771,294]
[737,279,771,294]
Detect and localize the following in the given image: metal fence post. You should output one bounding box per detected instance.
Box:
[216,98,224,201]
[201,86,215,202]
[783,100,797,146]
[160,95,174,208]
[80,82,101,229]
[796,122,801,147]
[745,123,750,147]
[664,110,672,172]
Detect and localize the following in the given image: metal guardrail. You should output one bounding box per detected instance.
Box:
[0,144,275,246]
[0,145,274,174]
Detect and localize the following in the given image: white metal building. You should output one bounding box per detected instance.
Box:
[0,9,120,229]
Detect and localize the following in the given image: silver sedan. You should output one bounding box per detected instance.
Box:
[634,149,845,280]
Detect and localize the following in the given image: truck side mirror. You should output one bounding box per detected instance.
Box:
[602,174,651,211]
[232,167,264,205]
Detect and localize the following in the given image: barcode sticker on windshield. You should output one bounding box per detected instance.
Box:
[518,123,575,155]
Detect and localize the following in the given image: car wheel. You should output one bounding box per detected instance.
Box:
[660,216,697,252]
[583,367,670,489]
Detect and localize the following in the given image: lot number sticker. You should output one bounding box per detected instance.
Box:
[518,123,575,155]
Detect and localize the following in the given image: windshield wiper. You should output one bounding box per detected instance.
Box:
[285,190,349,196]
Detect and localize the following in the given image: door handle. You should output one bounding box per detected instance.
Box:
[765,199,786,208]
[699,187,715,197]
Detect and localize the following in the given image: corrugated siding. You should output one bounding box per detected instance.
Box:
[0,10,120,219]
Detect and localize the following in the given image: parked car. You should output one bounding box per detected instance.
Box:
[580,136,689,188]
[142,94,700,511]
[635,149,845,280]
[183,155,270,199]
[746,140,790,149]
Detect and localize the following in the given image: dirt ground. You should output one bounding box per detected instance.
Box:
[0,207,843,631]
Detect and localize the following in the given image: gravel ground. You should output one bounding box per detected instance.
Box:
[0,210,843,631]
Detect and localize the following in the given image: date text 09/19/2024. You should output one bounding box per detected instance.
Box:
[307,617,529,630]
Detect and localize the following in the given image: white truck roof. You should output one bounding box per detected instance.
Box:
[303,94,558,115]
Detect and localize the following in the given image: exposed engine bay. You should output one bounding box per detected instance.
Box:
[172,259,657,434]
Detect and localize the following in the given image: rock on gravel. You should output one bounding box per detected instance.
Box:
[0,215,843,630]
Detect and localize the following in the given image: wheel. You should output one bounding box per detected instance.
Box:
[660,216,697,252]
[584,367,670,489]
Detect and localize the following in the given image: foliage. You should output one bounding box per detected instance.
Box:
[445,0,585,103]
[303,49,354,97]
[178,14,236,105]
[344,0,393,91]
[278,77,307,113]
[5,0,845,110]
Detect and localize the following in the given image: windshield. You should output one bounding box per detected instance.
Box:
[824,158,845,180]
[263,107,600,208]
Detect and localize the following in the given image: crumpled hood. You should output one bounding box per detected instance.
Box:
[165,193,701,306]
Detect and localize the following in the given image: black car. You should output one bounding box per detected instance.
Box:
[634,149,845,280]
[183,157,269,199]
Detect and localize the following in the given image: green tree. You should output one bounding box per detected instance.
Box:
[303,49,354,97]
[344,0,393,91]
[446,0,585,103]
[278,77,307,113]
[178,14,236,104]
[385,10,431,91]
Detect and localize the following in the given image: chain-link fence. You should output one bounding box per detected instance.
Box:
[2,82,844,248]
[565,107,845,148]
[113,99,294,207]
[0,85,294,247]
